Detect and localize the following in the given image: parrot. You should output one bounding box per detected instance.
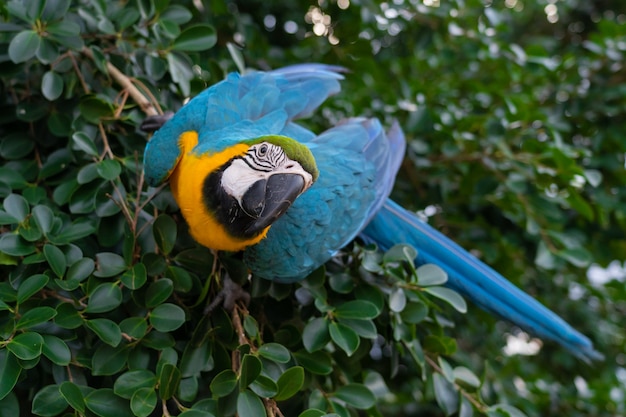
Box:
[143,63,601,362]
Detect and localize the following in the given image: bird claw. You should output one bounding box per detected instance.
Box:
[203,274,250,315]
[140,111,175,133]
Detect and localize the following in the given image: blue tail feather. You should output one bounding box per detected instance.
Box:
[361,199,603,362]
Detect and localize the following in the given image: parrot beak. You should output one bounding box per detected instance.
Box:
[242,173,308,235]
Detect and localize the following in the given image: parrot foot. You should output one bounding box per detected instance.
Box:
[140,111,175,132]
[203,274,251,315]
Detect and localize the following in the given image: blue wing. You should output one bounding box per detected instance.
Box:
[361,200,602,362]
[144,64,345,186]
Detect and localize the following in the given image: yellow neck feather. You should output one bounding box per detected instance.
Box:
[169,131,270,252]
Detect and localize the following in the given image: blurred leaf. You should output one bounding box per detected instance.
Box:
[333,384,376,410]
[424,286,467,313]
[334,300,379,319]
[41,71,63,101]
[8,30,40,63]
[43,244,66,278]
[172,24,217,52]
[258,343,290,363]
[130,387,157,417]
[153,214,177,256]
[237,389,266,417]
[41,335,70,366]
[433,373,459,416]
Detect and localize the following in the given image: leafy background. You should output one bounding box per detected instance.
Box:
[1,0,625,416]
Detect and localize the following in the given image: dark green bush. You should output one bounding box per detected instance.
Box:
[1,1,625,416]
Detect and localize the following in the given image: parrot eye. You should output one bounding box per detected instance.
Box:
[258,144,269,156]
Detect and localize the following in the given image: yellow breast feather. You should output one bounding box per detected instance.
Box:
[168,131,270,252]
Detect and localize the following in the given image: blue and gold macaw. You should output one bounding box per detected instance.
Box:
[143,64,601,361]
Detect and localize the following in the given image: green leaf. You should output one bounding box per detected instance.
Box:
[337,318,377,339]
[86,318,122,347]
[31,205,53,235]
[400,301,428,324]
[0,234,36,256]
[236,389,266,417]
[72,132,99,157]
[424,286,467,313]
[416,264,448,286]
[120,262,147,289]
[41,335,71,366]
[383,243,417,265]
[7,332,43,360]
[54,303,83,329]
[302,317,330,352]
[293,350,332,375]
[329,322,359,356]
[210,369,237,397]
[31,384,68,417]
[0,393,19,417]
[433,373,459,416]
[153,214,177,255]
[453,366,481,389]
[44,244,66,278]
[59,381,85,413]
[172,24,217,52]
[41,71,63,101]
[16,306,57,330]
[97,159,122,180]
[4,193,29,223]
[258,343,290,363]
[145,278,173,307]
[333,383,376,409]
[557,247,592,268]
[66,257,95,282]
[158,363,181,400]
[94,252,127,277]
[274,366,304,401]
[180,341,212,377]
[8,30,41,63]
[130,387,157,417]
[114,370,157,399]
[389,286,407,312]
[120,317,148,339]
[334,300,380,319]
[249,375,278,398]
[239,354,262,389]
[16,274,48,304]
[85,283,123,313]
[92,344,129,376]
[0,351,21,401]
[79,95,115,123]
[84,388,134,417]
[149,303,185,331]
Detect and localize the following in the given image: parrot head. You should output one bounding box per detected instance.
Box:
[169,132,318,252]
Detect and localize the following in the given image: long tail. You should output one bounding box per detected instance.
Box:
[361,199,602,362]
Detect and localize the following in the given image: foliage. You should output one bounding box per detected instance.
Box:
[0,0,625,416]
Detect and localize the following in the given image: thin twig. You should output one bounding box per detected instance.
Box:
[81,47,159,117]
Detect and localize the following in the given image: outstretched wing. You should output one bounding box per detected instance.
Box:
[143,64,345,186]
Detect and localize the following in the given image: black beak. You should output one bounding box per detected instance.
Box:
[241,173,305,236]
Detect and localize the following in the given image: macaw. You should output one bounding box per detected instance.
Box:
[143,64,601,362]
